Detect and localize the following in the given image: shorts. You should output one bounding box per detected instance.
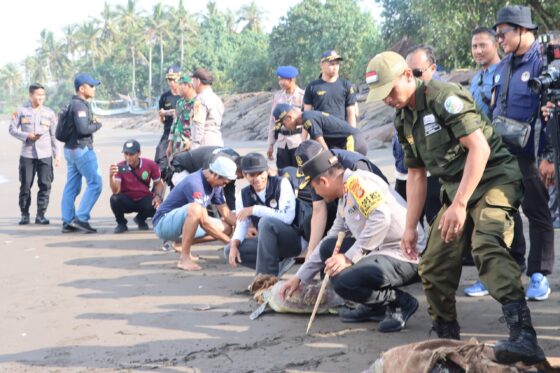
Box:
[153,204,222,241]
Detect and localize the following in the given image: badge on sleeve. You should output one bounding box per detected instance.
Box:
[443,96,464,114]
[345,175,383,217]
[303,120,312,130]
[192,100,205,123]
[494,74,500,84]
[521,71,531,82]
[78,110,87,118]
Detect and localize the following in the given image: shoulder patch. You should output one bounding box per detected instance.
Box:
[303,120,312,130]
[345,175,384,216]
[192,100,205,123]
[78,110,87,118]
[443,96,464,114]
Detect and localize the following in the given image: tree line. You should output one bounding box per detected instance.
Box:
[1,0,558,112]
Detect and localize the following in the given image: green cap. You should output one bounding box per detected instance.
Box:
[365,51,408,102]
[178,75,192,84]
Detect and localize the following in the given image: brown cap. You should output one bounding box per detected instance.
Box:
[365,51,408,102]
[191,68,213,85]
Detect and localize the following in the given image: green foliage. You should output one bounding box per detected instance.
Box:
[270,0,382,86]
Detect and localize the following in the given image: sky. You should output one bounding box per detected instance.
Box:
[0,0,381,67]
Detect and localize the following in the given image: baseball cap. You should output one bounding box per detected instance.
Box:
[365,51,408,102]
[166,64,181,80]
[295,140,339,180]
[277,66,299,79]
[241,152,268,173]
[122,139,141,154]
[209,155,238,180]
[74,73,100,90]
[272,103,293,124]
[320,50,343,63]
[494,5,537,30]
[178,75,193,84]
[191,68,214,84]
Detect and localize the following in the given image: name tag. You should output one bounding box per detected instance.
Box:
[423,114,436,125]
[424,122,442,136]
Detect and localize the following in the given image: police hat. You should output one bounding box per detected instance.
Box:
[295,140,339,180]
[191,68,214,85]
[364,51,408,102]
[241,152,268,173]
[166,64,181,80]
[272,103,293,124]
[494,6,537,30]
[74,73,100,91]
[277,66,299,79]
[122,139,141,154]
[321,50,343,63]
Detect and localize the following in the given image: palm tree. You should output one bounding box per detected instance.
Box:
[23,56,47,85]
[173,0,198,68]
[149,2,173,87]
[115,0,144,97]
[0,64,23,96]
[37,29,69,83]
[76,20,103,71]
[100,2,119,55]
[62,24,79,61]
[237,1,267,33]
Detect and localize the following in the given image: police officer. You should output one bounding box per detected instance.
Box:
[190,68,224,149]
[366,51,545,364]
[303,50,357,126]
[225,153,303,277]
[267,66,305,169]
[273,103,367,156]
[156,65,182,173]
[9,83,61,225]
[281,145,424,333]
[492,5,554,301]
[61,73,103,234]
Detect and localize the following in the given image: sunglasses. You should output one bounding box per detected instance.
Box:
[496,26,517,40]
[412,67,430,78]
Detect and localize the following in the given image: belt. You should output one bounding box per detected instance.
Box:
[279,127,302,136]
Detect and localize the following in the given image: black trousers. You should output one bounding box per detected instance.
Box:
[109,194,156,225]
[276,145,297,169]
[510,157,555,275]
[393,175,441,226]
[18,156,53,215]
[319,236,419,305]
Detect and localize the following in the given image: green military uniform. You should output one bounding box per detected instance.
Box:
[169,97,194,156]
[395,79,524,322]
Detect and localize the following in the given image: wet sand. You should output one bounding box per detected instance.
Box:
[0,118,558,372]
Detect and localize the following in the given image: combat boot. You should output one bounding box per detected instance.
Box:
[431,319,460,340]
[494,300,546,365]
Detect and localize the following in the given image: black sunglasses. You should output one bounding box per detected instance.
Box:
[412,68,428,78]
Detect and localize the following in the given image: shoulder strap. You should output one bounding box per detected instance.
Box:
[498,58,513,111]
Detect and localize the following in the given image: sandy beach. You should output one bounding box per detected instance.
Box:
[0,117,558,373]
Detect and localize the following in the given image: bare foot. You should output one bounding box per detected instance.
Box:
[177,259,202,271]
[172,244,199,261]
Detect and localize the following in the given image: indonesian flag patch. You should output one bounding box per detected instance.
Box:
[365,71,378,84]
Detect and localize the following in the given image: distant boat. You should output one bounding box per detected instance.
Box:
[91,97,157,116]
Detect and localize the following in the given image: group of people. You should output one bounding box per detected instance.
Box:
[9,4,556,366]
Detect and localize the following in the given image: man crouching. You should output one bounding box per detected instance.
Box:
[281,141,424,333]
[152,154,237,271]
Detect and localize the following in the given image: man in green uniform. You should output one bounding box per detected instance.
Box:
[365,51,545,365]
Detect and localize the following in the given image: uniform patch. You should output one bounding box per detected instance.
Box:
[78,110,87,118]
[423,114,436,125]
[406,135,414,145]
[303,120,312,130]
[40,120,50,127]
[494,74,500,84]
[141,171,149,180]
[345,175,383,217]
[365,71,378,84]
[443,96,464,114]
[317,91,326,96]
[521,71,531,82]
[424,122,442,136]
[269,199,278,208]
[192,191,202,199]
[192,100,205,123]
[20,116,31,124]
[349,86,355,94]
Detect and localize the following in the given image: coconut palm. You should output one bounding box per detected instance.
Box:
[149,2,173,87]
[99,2,119,54]
[0,64,23,96]
[172,0,198,69]
[76,19,103,71]
[115,0,144,97]
[37,29,69,83]
[237,1,267,33]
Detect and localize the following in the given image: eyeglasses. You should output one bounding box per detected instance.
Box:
[496,26,517,40]
[412,67,429,78]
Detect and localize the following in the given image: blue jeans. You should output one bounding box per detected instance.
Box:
[61,147,102,223]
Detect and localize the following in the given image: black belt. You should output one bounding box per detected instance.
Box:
[279,127,302,136]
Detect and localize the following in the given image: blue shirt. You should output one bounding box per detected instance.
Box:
[470,63,498,119]
[152,170,225,227]
[492,40,544,158]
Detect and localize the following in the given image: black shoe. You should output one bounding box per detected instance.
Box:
[431,320,461,340]
[19,214,30,225]
[35,216,50,225]
[377,291,418,333]
[114,223,128,234]
[71,219,97,233]
[494,300,546,365]
[133,216,149,231]
[62,222,78,233]
[339,304,386,323]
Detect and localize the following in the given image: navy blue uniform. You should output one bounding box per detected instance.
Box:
[302,111,367,155]
[303,78,356,121]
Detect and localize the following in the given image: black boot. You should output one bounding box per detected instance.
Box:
[431,319,461,340]
[494,300,546,365]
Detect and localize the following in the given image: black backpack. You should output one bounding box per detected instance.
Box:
[55,103,73,142]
